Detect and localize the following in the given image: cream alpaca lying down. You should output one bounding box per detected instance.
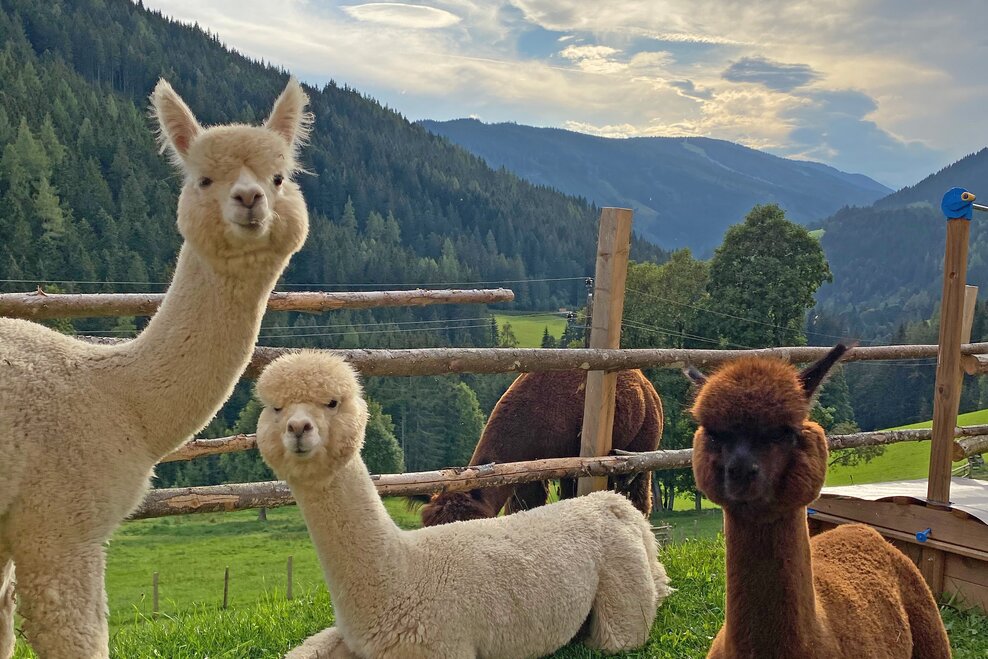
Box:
[255,352,672,659]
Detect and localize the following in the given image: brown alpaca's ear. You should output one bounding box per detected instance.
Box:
[798,344,849,398]
[264,77,313,154]
[150,79,202,163]
[683,365,707,387]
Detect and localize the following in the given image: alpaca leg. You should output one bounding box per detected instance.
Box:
[15,542,108,659]
[285,626,360,659]
[504,481,548,515]
[625,470,653,517]
[0,559,14,659]
[559,478,577,499]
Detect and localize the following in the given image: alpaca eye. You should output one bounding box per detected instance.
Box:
[273,407,282,413]
[199,177,212,188]
[326,400,338,409]
[273,174,284,186]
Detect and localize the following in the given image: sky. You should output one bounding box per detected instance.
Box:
[142,0,988,189]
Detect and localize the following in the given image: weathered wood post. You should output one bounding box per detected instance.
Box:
[222,566,230,610]
[286,556,294,601]
[152,572,159,619]
[577,208,633,496]
[922,188,977,593]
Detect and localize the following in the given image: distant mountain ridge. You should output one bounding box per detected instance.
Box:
[420,119,891,253]
[814,147,988,337]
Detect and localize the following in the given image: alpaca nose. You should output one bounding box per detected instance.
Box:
[288,420,312,438]
[233,187,264,209]
[727,458,760,483]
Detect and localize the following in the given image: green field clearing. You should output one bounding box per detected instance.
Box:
[13,500,987,658]
[494,311,569,347]
[826,407,988,487]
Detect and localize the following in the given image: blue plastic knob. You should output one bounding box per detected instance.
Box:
[941,187,974,220]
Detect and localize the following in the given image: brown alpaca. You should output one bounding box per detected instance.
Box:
[421,369,663,526]
[686,345,950,659]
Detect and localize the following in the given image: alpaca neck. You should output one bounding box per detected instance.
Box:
[722,507,822,655]
[291,455,403,618]
[116,245,282,457]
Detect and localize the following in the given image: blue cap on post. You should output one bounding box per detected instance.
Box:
[941,187,974,220]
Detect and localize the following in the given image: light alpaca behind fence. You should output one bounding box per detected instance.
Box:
[0,78,310,658]
[256,351,672,659]
[686,345,951,659]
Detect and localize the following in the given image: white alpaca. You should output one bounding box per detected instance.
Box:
[0,78,311,658]
[255,352,673,659]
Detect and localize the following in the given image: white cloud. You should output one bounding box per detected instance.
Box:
[341,3,461,29]
[140,0,988,187]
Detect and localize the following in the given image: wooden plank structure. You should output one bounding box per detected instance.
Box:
[578,208,633,496]
[809,188,988,613]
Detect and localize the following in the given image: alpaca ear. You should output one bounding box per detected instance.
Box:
[798,344,850,399]
[683,365,707,387]
[264,77,313,151]
[150,79,202,163]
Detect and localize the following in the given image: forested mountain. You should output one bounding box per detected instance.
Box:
[0,0,665,311]
[420,119,891,253]
[0,0,670,483]
[814,147,988,338]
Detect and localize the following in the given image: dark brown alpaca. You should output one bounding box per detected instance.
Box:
[420,369,663,526]
[686,345,950,659]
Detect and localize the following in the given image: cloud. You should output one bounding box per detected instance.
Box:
[341,3,461,29]
[722,56,821,91]
[774,89,940,187]
[141,0,988,188]
[668,79,713,100]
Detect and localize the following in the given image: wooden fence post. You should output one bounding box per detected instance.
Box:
[286,556,294,601]
[577,208,633,496]
[222,566,230,610]
[922,190,975,594]
[152,572,159,619]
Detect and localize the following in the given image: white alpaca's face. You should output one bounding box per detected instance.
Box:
[150,78,311,265]
[257,394,368,482]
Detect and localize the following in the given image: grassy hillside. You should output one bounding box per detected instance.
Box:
[421,119,890,253]
[494,311,568,347]
[13,503,987,658]
[826,408,988,486]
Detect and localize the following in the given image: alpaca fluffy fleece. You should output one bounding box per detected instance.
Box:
[256,352,673,659]
[0,78,310,658]
[421,369,663,526]
[689,347,950,659]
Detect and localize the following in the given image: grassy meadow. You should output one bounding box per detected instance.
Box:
[12,501,988,658]
[826,407,988,487]
[493,311,569,347]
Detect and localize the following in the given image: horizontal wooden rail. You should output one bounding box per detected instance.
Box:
[132,450,693,519]
[72,341,988,378]
[138,426,988,519]
[162,424,988,464]
[0,288,514,319]
[242,342,988,378]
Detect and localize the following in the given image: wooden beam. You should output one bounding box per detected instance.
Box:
[131,449,694,519]
[161,424,988,464]
[579,208,633,496]
[0,288,515,320]
[924,216,972,594]
[72,340,988,378]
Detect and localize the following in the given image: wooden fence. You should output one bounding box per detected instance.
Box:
[132,424,988,519]
[6,209,988,538]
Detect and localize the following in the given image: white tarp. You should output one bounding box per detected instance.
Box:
[820,477,988,525]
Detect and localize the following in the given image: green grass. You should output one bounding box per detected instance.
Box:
[826,408,988,487]
[13,503,987,658]
[494,311,568,347]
